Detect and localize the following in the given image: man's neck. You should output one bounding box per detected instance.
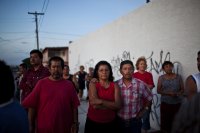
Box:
[122,77,132,86]
[64,73,69,76]
[33,64,42,71]
[49,76,63,81]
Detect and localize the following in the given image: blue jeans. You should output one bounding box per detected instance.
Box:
[117,117,142,133]
[141,109,151,130]
[84,117,117,133]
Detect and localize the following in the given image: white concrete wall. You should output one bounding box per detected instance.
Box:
[69,0,200,130]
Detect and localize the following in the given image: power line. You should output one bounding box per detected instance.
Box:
[40,31,83,36]
[0,18,32,23]
[0,31,33,34]
[39,0,50,29]
[41,0,48,12]
[0,34,34,43]
[40,36,71,40]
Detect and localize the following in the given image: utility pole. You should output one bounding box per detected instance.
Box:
[28,11,44,50]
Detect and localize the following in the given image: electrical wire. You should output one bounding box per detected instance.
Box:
[38,0,50,29]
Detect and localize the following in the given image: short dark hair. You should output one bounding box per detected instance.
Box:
[30,49,43,59]
[80,65,84,69]
[19,63,27,69]
[120,60,134,71]
[198,51,200,55]
[48,56,64,69]
[162,61,173,69]
[93,61,114,82]
[0,60,15,104]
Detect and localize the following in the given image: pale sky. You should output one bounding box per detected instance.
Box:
[0,0,147,65]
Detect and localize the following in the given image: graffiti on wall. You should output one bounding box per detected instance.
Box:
[151,94,160,127]
[110,51,135,77]
[147,51,170,74]
[110,50,181,76]
[147,51,181,75]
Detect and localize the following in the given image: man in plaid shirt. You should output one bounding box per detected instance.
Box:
[117,60,153,133]
[19,49,50,102]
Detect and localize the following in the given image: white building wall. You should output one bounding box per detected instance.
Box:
[69,0,200,130]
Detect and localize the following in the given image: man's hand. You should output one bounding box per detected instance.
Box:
[71,122,79,133]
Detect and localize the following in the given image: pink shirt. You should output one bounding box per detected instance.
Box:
[133,71,155,88]
[22,77,80,133]
[87,82,116,123]
[117,78,152,120]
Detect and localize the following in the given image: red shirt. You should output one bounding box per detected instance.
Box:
[133,71,155,88]
[22,77,80,133]
[19,65,50,101]
[87,82,116,123]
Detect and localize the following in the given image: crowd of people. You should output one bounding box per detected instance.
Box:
[0,49,199,133]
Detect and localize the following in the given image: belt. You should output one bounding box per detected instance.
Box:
[118,117,140,123]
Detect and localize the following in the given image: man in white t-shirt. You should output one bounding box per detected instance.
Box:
[185,51,200,100]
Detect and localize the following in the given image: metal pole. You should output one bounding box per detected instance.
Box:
[28,11,44,50]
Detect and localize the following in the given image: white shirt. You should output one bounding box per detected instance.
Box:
[192,73,200,92]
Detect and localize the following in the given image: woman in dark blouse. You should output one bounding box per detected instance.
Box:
[157,61,184,133]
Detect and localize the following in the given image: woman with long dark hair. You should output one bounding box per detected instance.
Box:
[84,61,121,133]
